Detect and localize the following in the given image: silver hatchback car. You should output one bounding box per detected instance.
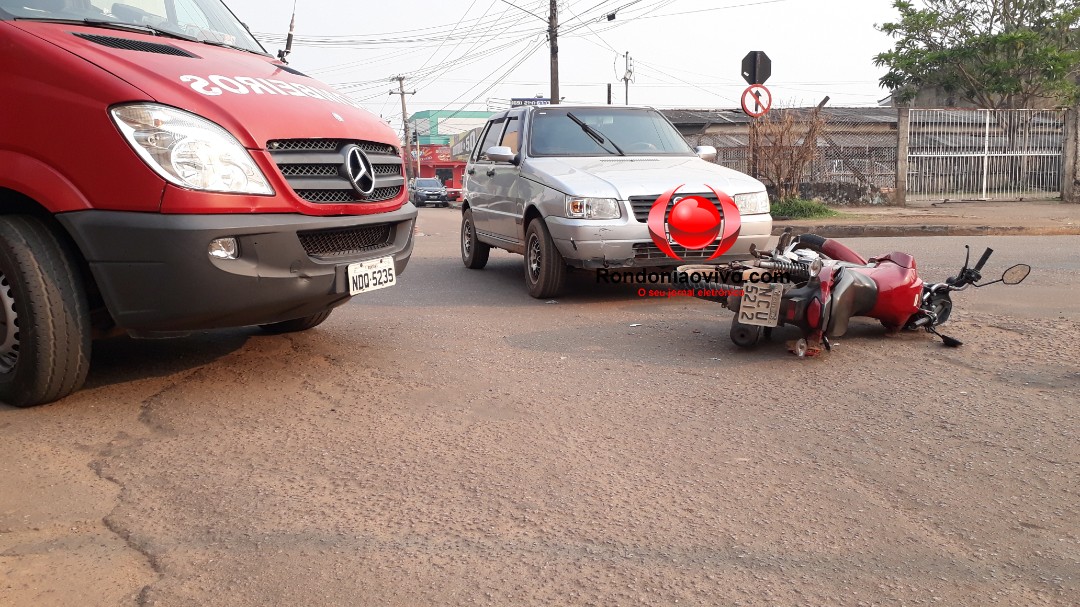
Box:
[460,105,772,298]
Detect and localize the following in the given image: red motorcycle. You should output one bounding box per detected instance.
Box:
[682,231,1031,356]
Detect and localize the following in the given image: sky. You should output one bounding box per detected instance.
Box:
[221,0,903,137]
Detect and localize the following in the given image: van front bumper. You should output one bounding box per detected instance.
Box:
[58,204,416,332]
[545,212,773,269]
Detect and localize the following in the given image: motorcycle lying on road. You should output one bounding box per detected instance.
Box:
[680,231,1031,357]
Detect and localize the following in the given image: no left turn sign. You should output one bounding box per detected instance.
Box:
[741,84,772,118]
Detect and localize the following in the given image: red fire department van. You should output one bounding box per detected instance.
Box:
[0,1,416,407]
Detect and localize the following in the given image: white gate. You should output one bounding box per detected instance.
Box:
[907,109,1066,201]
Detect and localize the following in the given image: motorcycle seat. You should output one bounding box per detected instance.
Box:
[826,267,879,337]
[870,252,916,269]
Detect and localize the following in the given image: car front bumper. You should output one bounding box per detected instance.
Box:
[545,212,773,269]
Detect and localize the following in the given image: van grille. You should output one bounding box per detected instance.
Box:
[267,139,404,204]
[298,224,394,258]
[73,33,197,57]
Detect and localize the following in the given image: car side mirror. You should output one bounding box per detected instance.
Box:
[485,146,517,164]
[695,145,717,162]
[1002,264,1030,285]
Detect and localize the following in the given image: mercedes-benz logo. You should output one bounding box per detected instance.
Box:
[341,145,375,197]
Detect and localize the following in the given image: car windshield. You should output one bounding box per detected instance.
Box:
[0,0,265,54]
[528,107,694,157]
[416,179,441,187]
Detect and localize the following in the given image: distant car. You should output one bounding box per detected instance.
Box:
[409,178,449,207]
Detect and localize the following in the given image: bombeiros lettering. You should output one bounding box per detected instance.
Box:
[179,74,365,110]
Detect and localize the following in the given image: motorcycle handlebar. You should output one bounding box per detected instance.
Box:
[973,247,994,272]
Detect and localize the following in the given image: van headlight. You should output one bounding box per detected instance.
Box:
[111,103,273,195]
[565,196,621,219]
[734,191,770,215]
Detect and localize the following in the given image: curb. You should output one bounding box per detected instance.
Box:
[772,224,1080,238]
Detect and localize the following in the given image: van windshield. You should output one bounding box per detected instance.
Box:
[528,107,695,157]
[0,0,265,54]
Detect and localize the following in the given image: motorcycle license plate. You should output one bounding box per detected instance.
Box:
[347,256,396,296]
[737,283,783,327]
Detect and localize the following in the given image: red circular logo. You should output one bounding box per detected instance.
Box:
[668,196,721,249]
[646,184,741,261]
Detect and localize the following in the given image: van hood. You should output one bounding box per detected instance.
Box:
[12,22,400,150]
[521,155,766,200]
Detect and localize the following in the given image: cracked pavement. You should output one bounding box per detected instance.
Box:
[1,210,1078,606]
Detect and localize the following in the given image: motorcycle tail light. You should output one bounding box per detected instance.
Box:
[807,298,821,329]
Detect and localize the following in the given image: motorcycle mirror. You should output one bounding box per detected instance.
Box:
[1002,264,1031,285]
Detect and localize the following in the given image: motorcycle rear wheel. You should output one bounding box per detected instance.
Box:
[730,320,764,348]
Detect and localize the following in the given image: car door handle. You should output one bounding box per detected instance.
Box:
[486,169,496,176]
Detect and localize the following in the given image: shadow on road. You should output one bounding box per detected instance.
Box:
[81,329,252,391]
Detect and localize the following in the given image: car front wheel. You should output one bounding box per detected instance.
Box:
[524,219,566,299]
[461,208,490,269]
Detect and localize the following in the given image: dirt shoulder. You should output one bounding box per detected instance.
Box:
[774,199,1080,237]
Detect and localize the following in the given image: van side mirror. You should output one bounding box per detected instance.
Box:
[695,145,717,162]
[485,146,517,164]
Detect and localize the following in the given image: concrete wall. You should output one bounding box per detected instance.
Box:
[1065,108,1079,203]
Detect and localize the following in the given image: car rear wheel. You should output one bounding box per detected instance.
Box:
[461,208,490,269]
[259,310,333,334]
[0,215,91,407]
[524,219,566,299]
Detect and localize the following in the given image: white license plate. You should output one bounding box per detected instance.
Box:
[737,283,783,327]
[347,256,396,296]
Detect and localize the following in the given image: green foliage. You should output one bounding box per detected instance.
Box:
[770,198,840,219]
[875,0,1080,108]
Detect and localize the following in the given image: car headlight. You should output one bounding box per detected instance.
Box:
[565,196,621,219]
[734,191,770,215]
[111,103,273,195]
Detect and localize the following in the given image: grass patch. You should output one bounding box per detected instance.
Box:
[770,198,840,219]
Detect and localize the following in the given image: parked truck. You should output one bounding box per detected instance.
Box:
[0,0,416,407]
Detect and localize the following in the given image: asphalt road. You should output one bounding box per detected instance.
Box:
[2,208,1078,606]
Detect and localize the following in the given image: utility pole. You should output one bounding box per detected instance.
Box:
[390,75,416,179]
[621,52,633,105]
[549,0,559,104]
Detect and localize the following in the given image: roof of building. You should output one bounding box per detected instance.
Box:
[661,107,898,127]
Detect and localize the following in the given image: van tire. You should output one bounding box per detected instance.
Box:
[524,219,566,299]
[0,215,91,407]
[259,310,333,334]
[461,208,490,269]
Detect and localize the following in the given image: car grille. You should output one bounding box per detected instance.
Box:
[628,192,729,223]
[298,224,394,258]
[632,242,727,261]
[267,139,404,204]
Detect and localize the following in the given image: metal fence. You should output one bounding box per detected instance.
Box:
[907,109,1066,201]
[684,113,898,204]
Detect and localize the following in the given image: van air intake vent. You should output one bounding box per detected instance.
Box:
[73,33,198,58]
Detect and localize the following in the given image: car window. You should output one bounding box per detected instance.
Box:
[416,179,441,187]
[528,108,694,157]
[500,117,521,154]
[474,119,505,162]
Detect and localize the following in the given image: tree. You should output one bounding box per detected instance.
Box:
[750,107,826,201]
[875,0,1080,109]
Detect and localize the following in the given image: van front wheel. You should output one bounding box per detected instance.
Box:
[0,216,91,407]
[259,310,333,334]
